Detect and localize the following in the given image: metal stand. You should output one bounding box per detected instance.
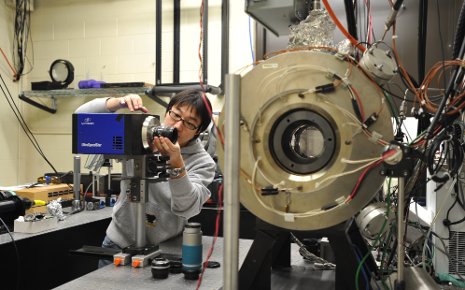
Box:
[224,73,241,290]
[395,177,406,290]
[72,155,82,212]
[113,155,168,268]
[238,223,291,290]
[380,143,419,290]
[238,219,376,290]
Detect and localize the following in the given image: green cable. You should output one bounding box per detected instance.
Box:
[383,91,400,121]
[355,178,393,290]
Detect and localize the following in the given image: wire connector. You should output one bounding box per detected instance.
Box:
[362,113,379,129]
[315,83,335,94]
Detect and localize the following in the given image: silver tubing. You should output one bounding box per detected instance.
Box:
[108,159,112,190]
[313,0,321,9]
[135,200,146,248]
[73,155,81,200]
[223,74,241,290]
[134,157,147,248]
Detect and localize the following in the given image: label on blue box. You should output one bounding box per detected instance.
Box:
[76,114,125,154]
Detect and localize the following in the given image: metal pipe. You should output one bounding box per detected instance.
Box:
[223,74,241,290]
[134,157,147,248]
[397,177,406,288]
[173,0,180,83]
[135,200,146,248]
[220,0,229,89]
[73,155,81,200]
[202,0,208,84]
[108,159,112,190]
[155,0,162,85]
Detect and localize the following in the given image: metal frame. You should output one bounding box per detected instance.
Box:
[238,219,376,290]
[155,0,228,89]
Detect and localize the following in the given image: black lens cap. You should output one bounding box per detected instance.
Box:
[206,261,221,268]
[170,261,182,274]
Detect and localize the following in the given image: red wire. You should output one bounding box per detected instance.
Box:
[346,150,396,202]
[195,1,224,288]
[347,159,383,201]
[196,183,223,290]
[0,47,17,79]
[365,0,374,43]
[322,0,367,53]
[197,0,224,147]
[198,0,205,90]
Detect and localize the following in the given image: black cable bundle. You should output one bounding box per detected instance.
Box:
[13,0,32,81]
[425,124,464,184]
[0,72,58,174]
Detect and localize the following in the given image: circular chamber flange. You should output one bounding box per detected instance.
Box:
[270,109,336,175]
[217,50,394,231]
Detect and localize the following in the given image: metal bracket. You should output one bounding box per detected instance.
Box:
[19,93,57,114]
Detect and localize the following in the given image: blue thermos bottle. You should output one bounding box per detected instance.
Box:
[182,222,203,280]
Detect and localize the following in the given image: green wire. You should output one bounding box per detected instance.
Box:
[383,91,400,122]
[355,178,393,290]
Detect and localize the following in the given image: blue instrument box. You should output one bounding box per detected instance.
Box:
[72,113,159,155]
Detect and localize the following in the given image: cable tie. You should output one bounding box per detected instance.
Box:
[284,213,295,222]
[369,131,383,144]
[392,35,398,39]
[341,77,351,85]
[298,88,316,98]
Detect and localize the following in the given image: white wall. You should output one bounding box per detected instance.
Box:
[0,1,21,186]
[0,0,253,185]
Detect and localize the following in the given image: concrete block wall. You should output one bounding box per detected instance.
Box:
[0,2,21,186]
[10,0,254,184]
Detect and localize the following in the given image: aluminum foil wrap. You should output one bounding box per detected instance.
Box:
[336,39,354,56]
[288,9,336,49]
[47,199,66,221]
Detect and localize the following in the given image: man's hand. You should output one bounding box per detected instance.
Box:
[119,94,149,112]
[106,94,149,112]
[153,136,183,167]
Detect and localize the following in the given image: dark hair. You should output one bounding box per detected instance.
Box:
[166,89,212,134]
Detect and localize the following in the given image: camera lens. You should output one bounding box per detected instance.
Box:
[151,126,178,144]
[151,257,170,279]
[142,116,179,152]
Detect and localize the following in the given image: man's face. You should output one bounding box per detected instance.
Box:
[163,105,201,146]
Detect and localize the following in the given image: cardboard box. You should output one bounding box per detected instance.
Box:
[14,216,58,234]
[15,184,77,202]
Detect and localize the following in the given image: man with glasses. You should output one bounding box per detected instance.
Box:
[75,90,216,266]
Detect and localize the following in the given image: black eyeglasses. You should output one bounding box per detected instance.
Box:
[168,110,199,130]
